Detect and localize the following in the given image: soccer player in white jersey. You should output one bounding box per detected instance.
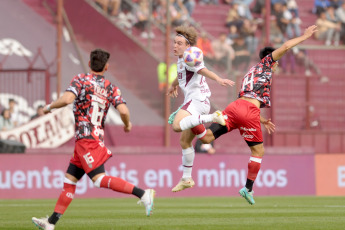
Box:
[167,25,235,192]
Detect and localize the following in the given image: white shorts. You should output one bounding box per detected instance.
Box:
[181,98,210,116]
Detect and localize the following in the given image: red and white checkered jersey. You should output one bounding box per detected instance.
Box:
[238,53,277,108]
[66,73,126,142]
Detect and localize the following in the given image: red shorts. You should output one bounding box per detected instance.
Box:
[223,99,263,143]
[70,139,112,174]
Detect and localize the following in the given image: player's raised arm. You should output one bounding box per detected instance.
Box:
[198,68,235,87]
[272,25,318,61]
[43,91,76,114]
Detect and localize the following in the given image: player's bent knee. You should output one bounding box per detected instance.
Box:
[172,123,182,132]
[200,130,215,144]
[93,175,105,188]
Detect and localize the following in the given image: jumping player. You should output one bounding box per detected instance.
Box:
[167,25,235,192]
[32,49,155,230]
[175,25,318,203]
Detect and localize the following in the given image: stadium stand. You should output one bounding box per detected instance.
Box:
[1,0,344,152]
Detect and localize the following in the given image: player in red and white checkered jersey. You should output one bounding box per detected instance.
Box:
[32,49,155,230]
[177,25,318,204]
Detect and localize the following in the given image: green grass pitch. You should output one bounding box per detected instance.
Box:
[1,196,345,230]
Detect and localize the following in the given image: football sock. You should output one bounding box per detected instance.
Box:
[191,124,207,139]
[245,179,255,192]
[132,186,145,198]
[48,212,62,225]
[182,147,195,178]
[100,175,135,195]
[179,114,213,131]
[53,181,76,218]
[246,156,262,191]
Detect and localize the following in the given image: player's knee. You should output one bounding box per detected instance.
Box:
[93,175,105,188]
[172,122,182,132]
[250,143,264,157]
[200,130,215,144]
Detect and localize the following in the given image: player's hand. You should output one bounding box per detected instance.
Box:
[167,85,179,98]
[43,104,52,114]
[217,78,235,87]
[304,25,318,38]
[124,122,132,133]
[262,119,275,134]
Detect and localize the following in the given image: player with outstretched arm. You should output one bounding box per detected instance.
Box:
[32,49,155,230]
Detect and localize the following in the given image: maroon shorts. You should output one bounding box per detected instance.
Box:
[70,139,112,174]
[223,99,263,143]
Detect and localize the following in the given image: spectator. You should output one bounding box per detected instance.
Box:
[287,0,300,19]
[232,35,251,72]
[234,0,254,21]
[173,0,190,19]
[329,0,342,9]
[269,17,285,46]
[183,0,196,16]
[282,3,301,39]
[199,0,219,5]
[225,2,243,28]
[325,5,341,46]
[155,0,187,27]
[313,0,331,15]
[31,105,45,120]
[8,98,20,127]
[116,7,137,33]
[212,33,235,71]
[240,18,258,54]
[0,108,14,131]
[252,0,266,16]
[134,0,154,38]
[195,139,216,155]
[94,0,122,17]
[227,24,240,44]
[315,11,341,46]
[335,2,345,43]
[196,32,216,64]
[272,2,288,37]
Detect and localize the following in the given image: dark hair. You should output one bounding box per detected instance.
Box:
[259,47,275,59]
[90,49,110,72]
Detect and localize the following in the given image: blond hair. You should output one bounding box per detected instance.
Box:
[175,25,198,46]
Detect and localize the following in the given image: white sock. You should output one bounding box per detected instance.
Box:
[179,114,214,131]
[182,147,195,178]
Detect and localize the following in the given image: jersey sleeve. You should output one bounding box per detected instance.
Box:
[111,87,126,108]
[263,53,275,67]
[66,74,83,97]
[184,60,206,73]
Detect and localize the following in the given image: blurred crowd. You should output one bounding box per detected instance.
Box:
[0,98,45,132]
[93,0,344,75]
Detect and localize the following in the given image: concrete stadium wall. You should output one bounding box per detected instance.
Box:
[4,148,343,199]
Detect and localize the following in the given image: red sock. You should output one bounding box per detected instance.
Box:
[100,176,134,194]
[54,183,76,214]
[191,124,206,139]
[247,156,262,181]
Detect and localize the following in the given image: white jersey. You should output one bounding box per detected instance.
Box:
[177,57,211,104]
